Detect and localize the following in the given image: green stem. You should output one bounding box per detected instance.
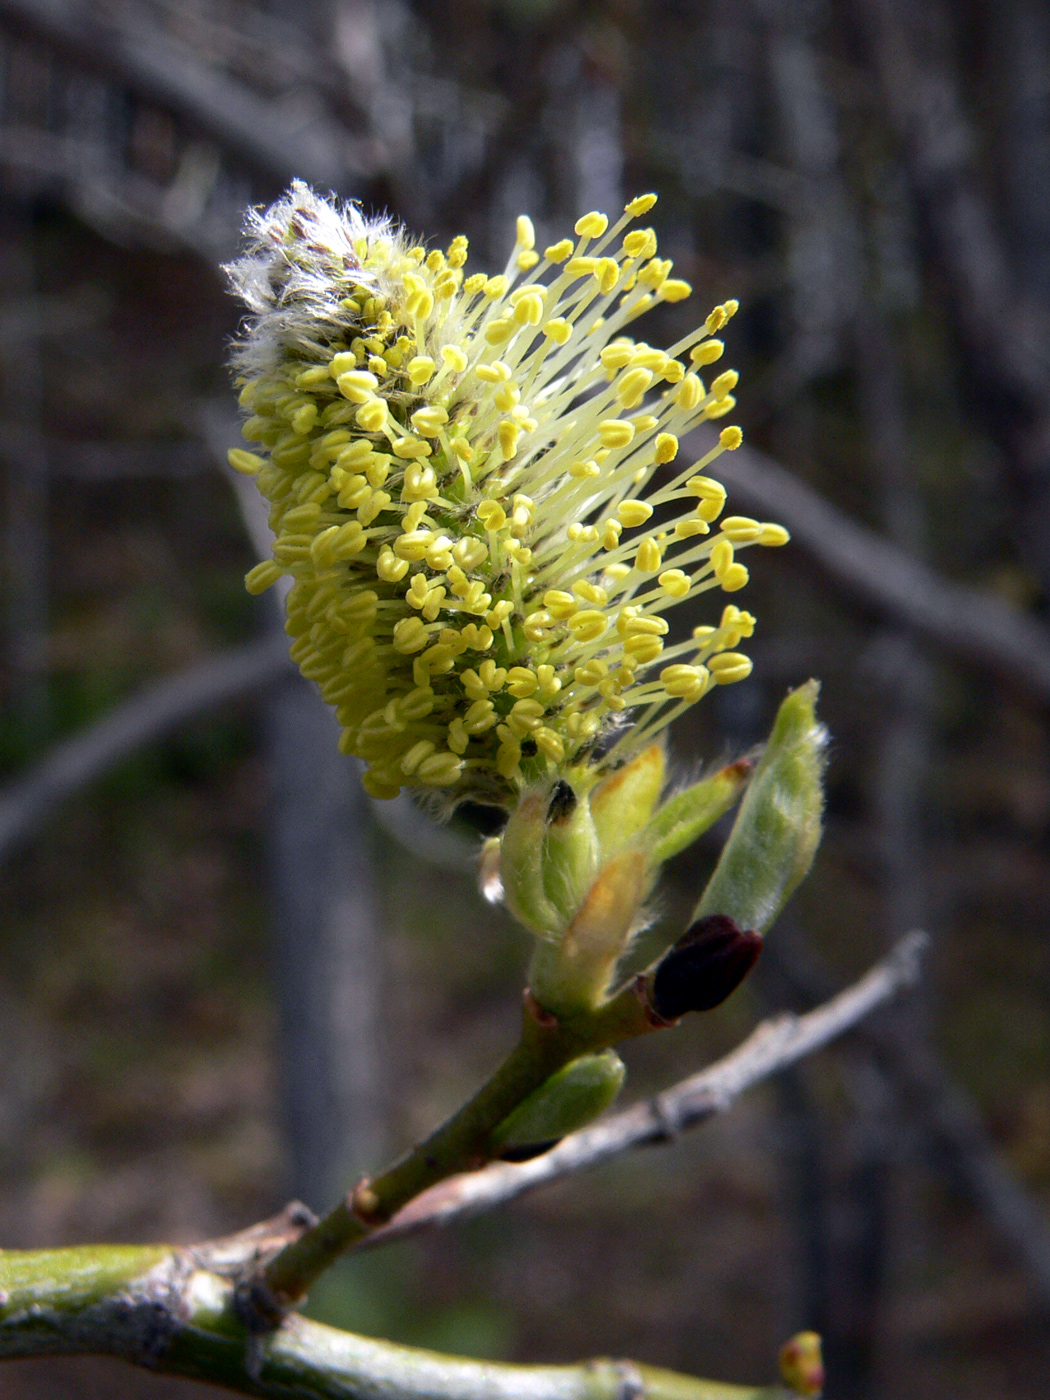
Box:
[0,1245,789,1400]
[263,984,659,1308]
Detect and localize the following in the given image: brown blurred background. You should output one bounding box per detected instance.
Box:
[1,1,1049,1396]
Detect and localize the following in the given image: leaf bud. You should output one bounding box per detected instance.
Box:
[492,1050,626,1158]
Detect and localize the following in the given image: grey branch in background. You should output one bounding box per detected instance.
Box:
[0,636,293,864]
[0,0,364,190]
[713,443,1050,702]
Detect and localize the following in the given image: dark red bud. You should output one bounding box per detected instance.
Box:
[649,914,762,1021]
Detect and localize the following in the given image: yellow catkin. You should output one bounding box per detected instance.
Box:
[226,182,785,804]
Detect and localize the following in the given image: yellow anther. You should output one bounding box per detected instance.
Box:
[417,752,464,786]
[406,289,434,318]
[707,652,752,683]
[616,367,654,409]
[358,490,391,526]
[658,569,691,598]
[568,610,607,641]
[494,420,520,461]
[660,279,692,302]
[393,616,428,653]
[544,238,574,263]
[452,537,488,569]
[705,306,728,334]
[464,698,498,733]
[411,406,449,437]
[513,290,545,325]
[623,228,658,259]
[706,395,736,419]
[449,437,474,461]
[573,580,609,606]
[245,560,283,594]
[441,345,468,373]
[596,257,620,293]
[494,383,521,411]
[506,667,539,698]
[711,369,739,400]
[675,374,704,410]
[460,623,494,651]
[720,563,750,591]
[356,399,388,432]
[536,664,560,696]
[719,426,743,450]
[397,532,435,566]
[328,351,358,377]
[517,250,540,270]
[543,318,572,345]
[617,499,654,527]
[486,602,514,629]
[601,343,636,372]
[400,740,436,775]
[624,634,664,663]
[533,727,565,762]
[675,518,709,539]
[228,448,263,475]
[625,193,658,217]
[407,356,436,385]
[599,419,636,449]
[711,538,735,577]
[653,433,678,464]
[463,273,487,296]
[567,523,599,543]
[661,664,709,698]
[570,459,601,479]
[478,500,508,530]
[575,211,609,238]
[367,356,387,375]
[479,659,508,691]
[337,370,379,402]
[574,659,608,686]
[636,537,662,572]
[691,339,724,366]
[484,275,509,300]
[543,590,577,620]
[377,548,410,583]
[565,257,598,278]
[602,519,623,550]
[758,523,790,546]
[662,360,685,384]
[392,436,432,460]
[720,516,763,543]
[484,318,515,345]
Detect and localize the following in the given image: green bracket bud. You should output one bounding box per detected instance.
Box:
[491,1050,626,1157]
[529,848,649,1016]
[501,780,601,939]
[541,781,601,927]
[693,681,827,933]
[501,789,559,936]
[589,744,666,858]
[643,758,752,866]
